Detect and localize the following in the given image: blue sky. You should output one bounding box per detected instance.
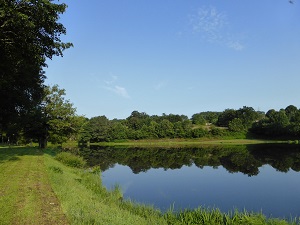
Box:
[45,0,300,119]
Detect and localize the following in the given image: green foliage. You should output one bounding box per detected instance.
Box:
[22,85,82,147]
[82,116,111,142]
[191,112,223,125]
[0,0,72,133]
[251,105,300,138]
[229,118,245,132]
[211,127,228,136]
[217,106,261,130]
[44,85,81,144]
[78,105,300,143]
[217,109,238,127]
[55,152,86,168]
[191,113,206,125]
[192,127,209,138]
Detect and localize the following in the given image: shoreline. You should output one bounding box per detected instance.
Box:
[87,138,286,147]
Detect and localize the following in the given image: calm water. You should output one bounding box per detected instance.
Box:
[80,144,300,218]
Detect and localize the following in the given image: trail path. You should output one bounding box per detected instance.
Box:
[0,147,68,225]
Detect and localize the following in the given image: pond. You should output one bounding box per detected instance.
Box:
[79,144,300,219]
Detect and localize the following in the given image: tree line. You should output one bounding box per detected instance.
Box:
[3,102,300,146]
[78,105,300,143]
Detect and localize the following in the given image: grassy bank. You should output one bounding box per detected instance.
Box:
[89,138,284,148]
[0,147,299,224]
[44,149,166,225]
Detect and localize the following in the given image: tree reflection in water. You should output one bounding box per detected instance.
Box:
[78,144,300,176]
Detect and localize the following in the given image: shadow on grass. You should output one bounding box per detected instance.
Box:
[0,146,43,163]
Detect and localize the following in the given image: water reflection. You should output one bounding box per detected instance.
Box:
[79,144,300,176]
[76,144,300,218]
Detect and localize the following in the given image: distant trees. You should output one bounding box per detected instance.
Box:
[79,105,300,143]
[191,112,220,125]
[80,108,254,143]
[217,106,263,132]
[251,105,300,138]
[83,116,111,142]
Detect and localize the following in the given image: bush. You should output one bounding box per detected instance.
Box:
[191,128,208,138]
[55,152,86,168]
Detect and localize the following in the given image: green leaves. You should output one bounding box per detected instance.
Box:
[0,0,72,132]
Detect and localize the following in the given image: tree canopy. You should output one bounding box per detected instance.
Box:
[0,0,72,132]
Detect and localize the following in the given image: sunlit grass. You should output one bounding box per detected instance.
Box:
[44,151,167,225]
[0,147,67,224]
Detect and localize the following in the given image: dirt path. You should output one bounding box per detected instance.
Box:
[0,148,68,225]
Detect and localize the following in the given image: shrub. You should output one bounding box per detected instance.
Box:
[55,152,86,168]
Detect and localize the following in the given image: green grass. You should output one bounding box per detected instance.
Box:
[0,147,67,224]
[44,150,166,225]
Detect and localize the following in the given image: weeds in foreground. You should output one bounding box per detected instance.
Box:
[164,207,299,225]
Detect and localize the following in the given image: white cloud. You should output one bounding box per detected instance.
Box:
[104,75,118,85]
[190,6,227,40]
[103,75,130,98]
[227,41,245,51]
[189,6,246,51]
[104,85,130,98]
[154,81,166,90]
[114,86,130,98]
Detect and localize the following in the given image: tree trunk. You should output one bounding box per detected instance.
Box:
[39,137,47,149]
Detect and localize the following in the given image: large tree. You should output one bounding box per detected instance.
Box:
[0,0,72,131]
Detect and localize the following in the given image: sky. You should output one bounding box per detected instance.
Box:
[45,0,300,119]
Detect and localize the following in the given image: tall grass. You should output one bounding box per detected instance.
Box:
[164,208,298,225]
[55,151,86,168]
